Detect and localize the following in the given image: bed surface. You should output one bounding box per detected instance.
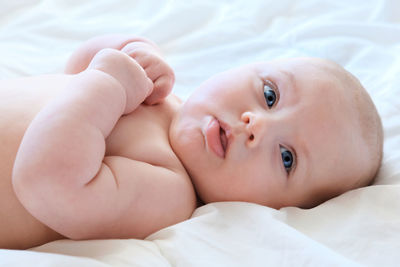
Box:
[1,0,400,266]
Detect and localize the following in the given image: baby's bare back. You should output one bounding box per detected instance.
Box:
[0,74,195,249]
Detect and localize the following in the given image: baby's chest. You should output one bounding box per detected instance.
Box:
[104,103,179,168]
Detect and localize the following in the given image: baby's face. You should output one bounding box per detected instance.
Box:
[170,58,369,208]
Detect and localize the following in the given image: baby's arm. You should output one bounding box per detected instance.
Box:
[12,49,194,239]
[65,34,174,105]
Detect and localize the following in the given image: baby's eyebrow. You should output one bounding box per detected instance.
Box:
[279,70,296,90]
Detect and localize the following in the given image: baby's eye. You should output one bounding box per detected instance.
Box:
[263,82,277,108]
[280,146,294,173]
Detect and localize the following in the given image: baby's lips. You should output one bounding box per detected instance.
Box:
[219,120,232,150]
[206,118,225,158]
[220,128,228,152]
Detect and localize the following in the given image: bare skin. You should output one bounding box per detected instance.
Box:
[0,35,374,250]
[0,75,71,249]
[1,35,196,249]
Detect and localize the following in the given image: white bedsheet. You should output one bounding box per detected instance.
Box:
[1,0,400,266]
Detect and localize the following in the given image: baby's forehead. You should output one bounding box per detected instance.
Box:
[260,58,359,100]
[252,57,347,78]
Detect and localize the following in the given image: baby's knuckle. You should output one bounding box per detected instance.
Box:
[124,45,150,57]
[92,49,134,71]
[126,49,142,58]
[94,48,119,61]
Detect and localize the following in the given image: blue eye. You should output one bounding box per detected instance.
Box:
[280,146,293,173]
[263,83,276,108]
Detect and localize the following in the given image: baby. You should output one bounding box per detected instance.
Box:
[0,34,383,249]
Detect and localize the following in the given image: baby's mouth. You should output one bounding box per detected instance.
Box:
[219,119,232,156]
[220,126,228,154]
[205,117,230,158]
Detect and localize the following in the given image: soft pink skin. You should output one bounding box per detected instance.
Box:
[205,118,226,158]
[4,35,192,249]
[1,33,368,250]
[170,58,369,209]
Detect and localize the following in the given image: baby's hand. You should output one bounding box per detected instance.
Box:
[121,39,175,105]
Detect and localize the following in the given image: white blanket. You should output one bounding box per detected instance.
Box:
[1,0,400,266]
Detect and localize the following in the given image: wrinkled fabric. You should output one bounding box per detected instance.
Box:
[0,0,399,266]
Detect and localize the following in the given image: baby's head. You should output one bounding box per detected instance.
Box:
[170,57,383,209]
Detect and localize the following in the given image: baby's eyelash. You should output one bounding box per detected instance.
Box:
[263,80,280,108]
[279,145,296,176]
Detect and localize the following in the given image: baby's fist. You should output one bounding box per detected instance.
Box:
[121,39,175,105]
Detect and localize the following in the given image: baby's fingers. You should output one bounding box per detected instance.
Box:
[144,74,175,105]
[121,41,175,104]
[142,57,174,103]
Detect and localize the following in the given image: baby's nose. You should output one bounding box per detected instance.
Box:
[240,111,269,148]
